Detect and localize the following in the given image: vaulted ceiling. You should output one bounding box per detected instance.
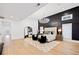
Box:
[0,3,79,21]
[0,3,47,21]
[28,3,79,19]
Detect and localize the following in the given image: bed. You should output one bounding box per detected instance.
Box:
[43,27,57,42]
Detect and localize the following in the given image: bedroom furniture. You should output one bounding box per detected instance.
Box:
[58,28,62,34]
[32,35,38,41]
[43,27,57,42]
[32,34,47,43]
[0,43,4,55]
[31,27,57,43]
[38,36,47,43]
[56,34,62,41]
[24,26,32,38]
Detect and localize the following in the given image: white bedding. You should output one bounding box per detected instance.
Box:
[43,34,56,42]
[44,27,57,42]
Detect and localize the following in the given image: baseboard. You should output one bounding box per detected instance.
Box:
[12,38,24,40]
[63,39,79,43]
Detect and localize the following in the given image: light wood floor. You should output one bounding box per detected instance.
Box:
[2,38,79,55]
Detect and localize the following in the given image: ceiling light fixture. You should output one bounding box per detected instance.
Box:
[37,3,40,6]
[10,16,13,18]
[39,17,50,23]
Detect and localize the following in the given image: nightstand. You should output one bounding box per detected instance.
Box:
[56,34,62,41]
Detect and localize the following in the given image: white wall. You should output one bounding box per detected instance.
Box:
[11,21,24,40]
[0,18,38,40]
[0,19,11,42]
[22,18,38,34]
[11,18,38,40]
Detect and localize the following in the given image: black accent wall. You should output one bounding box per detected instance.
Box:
[38,6,79,40]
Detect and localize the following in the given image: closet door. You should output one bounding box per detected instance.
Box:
[62,23,72,40]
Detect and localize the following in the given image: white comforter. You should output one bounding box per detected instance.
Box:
[43,34,56,42]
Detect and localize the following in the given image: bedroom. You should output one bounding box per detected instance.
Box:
[0,3,79,55]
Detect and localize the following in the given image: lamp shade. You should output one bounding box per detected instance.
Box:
[58,28,62,32]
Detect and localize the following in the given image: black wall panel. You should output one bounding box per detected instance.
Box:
[38,6,79,40]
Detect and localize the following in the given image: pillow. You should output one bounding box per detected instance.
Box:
[44,31,53,35]
[44,31,50,34]
[51,32,53,34]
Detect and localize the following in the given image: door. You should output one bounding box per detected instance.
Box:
[62,23,72,40]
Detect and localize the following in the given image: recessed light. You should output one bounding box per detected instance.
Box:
[10,16,14,18]
[37,3,40,6]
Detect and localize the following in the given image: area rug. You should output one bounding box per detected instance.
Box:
[24,38,60,52]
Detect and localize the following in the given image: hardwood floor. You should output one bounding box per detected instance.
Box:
[49,41,79,55]
[2,38,79,55]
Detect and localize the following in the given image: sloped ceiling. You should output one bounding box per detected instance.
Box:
[27,3,79,20]
[0,3,47,21]
[0,3,79,21]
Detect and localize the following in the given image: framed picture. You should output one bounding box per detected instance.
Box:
[62,14,73,21]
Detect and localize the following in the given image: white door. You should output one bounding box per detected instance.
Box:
[62,23,72,40]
